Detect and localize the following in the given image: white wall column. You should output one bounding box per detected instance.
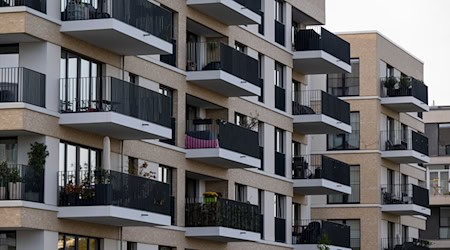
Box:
[263,191,275,241]
[16,230,58,250]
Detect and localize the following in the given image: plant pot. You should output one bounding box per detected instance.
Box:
[95,184,112,205]
[204,196,217,204]
[0,186,6,200]
[8,182,22,200]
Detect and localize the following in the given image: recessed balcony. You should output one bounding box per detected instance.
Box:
[0,163,44,204]
[380,76,429,112]
[293,27,351,74]
[292,155,351,195]
[186,0,261,25]
[59,77,172,140]
[292,220,351,250]
[185,119,260,169]
[380,130,429,163]
[60,0,173,55]
[381,184,430,216]
[186,42,260,97]
[0,0,46,13]
[57,170,172,226]
[292,90,351,134]
[185,197,261,242]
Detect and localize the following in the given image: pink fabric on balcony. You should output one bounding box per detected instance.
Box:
[185,135,218,149]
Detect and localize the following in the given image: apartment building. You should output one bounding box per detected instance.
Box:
[421,106,450,250]
[0,0,355,249]
[308,32,431,250]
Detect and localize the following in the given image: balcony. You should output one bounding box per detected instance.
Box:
[186,42,260,97]
[381,184,430,216]
[292,155,351,195]
[0,0,46,13]
[0,164,44,203]
[293,27,351,74]
[60,0,173,55]
[380,130,429,163]
[381,238,431,250]
[57,170,171,226]
[380,77,429,112]
[186,0,261,25]
[0,67,46,108]
[185,197,261,242]
[275,217,286,243]
[59,77,172,140]
[293,220,351,250]
[185,119,260,169]
[292,90,351,134]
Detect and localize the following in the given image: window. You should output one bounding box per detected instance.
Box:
[292,202,301,225]
[0,44,19,68]
[429,166,450,195]
[235,42,246,53]
[275,128,284,153]
[440,207,450,239]
[328,166,360,204]
[258,53,264,103]
[328,220,360,250]
[129,73,138,84]
[59,141,100,186]
[402,225,408,243]
[258,189,264,239]
[327,59,360,96]
[127,242,137,250]
[185,178,197,199]
[235,183,247,202]
[328,112,360,150]
[274,62,284,88]
[0,137,17,163]
[274,62,285,111]
[274,0,283,23]
[274,194,285,218]
[292,141,302,157]
[0,231,16,249]
[159,246,175,250]
[158,165,173,194]
[439,123,450,156]
[58,234,99,250]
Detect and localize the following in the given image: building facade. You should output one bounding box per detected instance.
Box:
[0,0,357,249]
[310,32,431,250]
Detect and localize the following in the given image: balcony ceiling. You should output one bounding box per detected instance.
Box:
[381,96,429,112]
[186,148,260,169]
[185,226,261,242]
[381,204,431,216]
[293,50,351,74]
[293,179,351,195]
[293,114,351,134]
[381,150,430,164]
[187,0,261,25]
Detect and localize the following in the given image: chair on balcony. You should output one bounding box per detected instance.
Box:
[292,101,316,115]
[292,157,311,179]
[386,140,407,150]
[299,221,321,244]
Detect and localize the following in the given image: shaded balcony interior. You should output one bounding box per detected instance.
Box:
[380,130,429,163]
[186,0,261,25]
[381,184,430,216]
[292,89,351,134]
[185,20,260,97]
[60,0,174,55]
[292,220,351,250]
[326,58,360,97]
[292,26,351,74]
[380,76,429,112]
[292,155,351,195]
[59,76,172,140]
[184,95,261,169]
[381,238,431,250]
[0,0,46,13]
[0,163,44,203]
[57,169,172,226]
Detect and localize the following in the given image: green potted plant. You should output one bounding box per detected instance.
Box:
[203,191,219,203]
[8,167,22,200]
[0,162,9,200]
[382,76,398,96]
[317,233,331,250]
[399,76,412,96]
[25,142,49,202]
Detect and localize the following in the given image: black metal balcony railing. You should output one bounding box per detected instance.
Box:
[61,0,173,42]
[328,184,360,204]
[0,164,44,203]
[380,76,428,104]
[292,90,351,125]
[275,151,285,176]
[185,119,260,159]
[234,0,261,14]
[160,117,176,145]
[0,67,46,108]
[160,39,177,67]
[292,155,350,186]
[59,77,172,128]
[275,85,286,111]
[0,0,46,13]
[327,130,360,151]
[275,217,286,243]
[381,184,429,208]
[275,20,285,46]
[380,130,429,156]
[258,11,264,35]
[58,170,171,215]
[292,220,351,248]
[381,238,431,250]
[185,197,261,233]
[186,41,259,86]
[294,27,351,65]
[327,76,360,97]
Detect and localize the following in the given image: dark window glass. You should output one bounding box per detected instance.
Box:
[327,59,360,96]
[328,166,360,204]
[328,112,360,150]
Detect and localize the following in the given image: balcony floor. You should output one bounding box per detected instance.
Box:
[293,114,351,134]
[186,70,260,97]
[293,179,351,195]
[59,112,172,140]
[185,226,261,242]
[293,245,351,250]
[60,19,172,55]
[185,148,260,169]
[381,150,430,164]
[186,0,261,25]
[381,96,429,112]
[58,205,171,226]
[381,204,430,216]
[293,50,351,74]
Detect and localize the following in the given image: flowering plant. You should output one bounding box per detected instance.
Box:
[203,191,219,198]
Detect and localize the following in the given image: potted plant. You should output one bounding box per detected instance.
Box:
[399,76,412,96]
[64,180,82,205]
[203,191,219,203]
[25,142,49,202]
[0,162,9,200]
[383,76,398,97]
[317,233,331,250]
[8,167,22,200]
